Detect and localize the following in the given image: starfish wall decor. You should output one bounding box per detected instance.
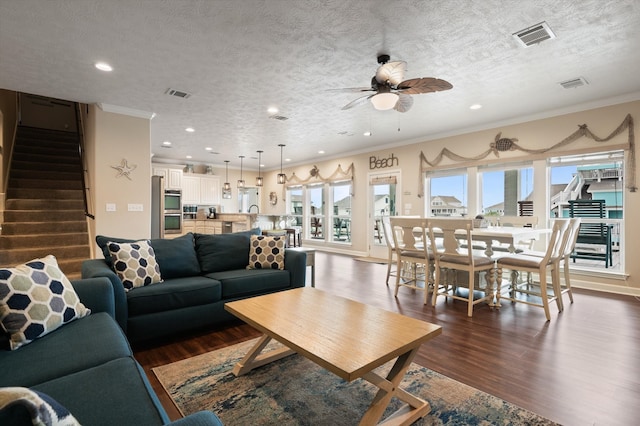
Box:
[111,158,137,180]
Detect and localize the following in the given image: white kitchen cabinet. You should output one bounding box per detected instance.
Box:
[152,166,183,190]
[181,175,201,204]
[181,175,221,205]
[199,176,220,204]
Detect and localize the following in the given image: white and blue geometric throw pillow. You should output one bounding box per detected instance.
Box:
[0,255,91,350]
[0,387,81,425]
[107,240,162,291]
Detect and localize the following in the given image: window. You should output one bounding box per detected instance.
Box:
[548,151,624,272]
[287,186,303,227]
[480,165,533,217]
[427,171,467,217]
[331,182,352,243]
[308,184,324,239]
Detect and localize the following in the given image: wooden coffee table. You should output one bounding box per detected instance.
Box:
[225,287,442,425]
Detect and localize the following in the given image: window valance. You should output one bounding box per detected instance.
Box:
[418,113,636,197]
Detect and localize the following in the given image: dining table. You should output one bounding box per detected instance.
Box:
[469,226,552,257]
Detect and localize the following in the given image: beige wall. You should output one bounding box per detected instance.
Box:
[86,105,152,248]
[263,100,639,294]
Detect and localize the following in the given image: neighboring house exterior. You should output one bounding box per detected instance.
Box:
[431,195,467,217]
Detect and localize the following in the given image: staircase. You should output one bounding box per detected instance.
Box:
[0,126,91,278]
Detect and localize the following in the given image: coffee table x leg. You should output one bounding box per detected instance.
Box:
[232,334,295,376]
[233,336,430,426]
[360,346,430,425]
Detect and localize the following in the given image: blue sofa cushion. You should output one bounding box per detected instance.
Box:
[195,228,261,273]
[96,233,201,279]
[149,233,201,278]
[0,387,80,426]
[33,357,168,426]
[0,313,131,388]
[205,268,290,299]
[126,277,222,317]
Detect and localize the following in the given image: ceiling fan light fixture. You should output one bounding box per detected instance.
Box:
[371,93,399,110]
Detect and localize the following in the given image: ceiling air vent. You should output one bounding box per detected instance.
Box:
[165,88,192,99]
[513,21,556,47]
[269,115,289,121]
[560,77,589,89]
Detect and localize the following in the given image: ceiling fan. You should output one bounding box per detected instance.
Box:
[339,54,453,113]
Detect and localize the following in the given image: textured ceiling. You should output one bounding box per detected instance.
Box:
[1,0,640,170]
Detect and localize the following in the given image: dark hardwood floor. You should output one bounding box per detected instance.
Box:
[134,252,640,426]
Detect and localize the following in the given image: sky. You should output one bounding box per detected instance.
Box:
[430,166,577,209]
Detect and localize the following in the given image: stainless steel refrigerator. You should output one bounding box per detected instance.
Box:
[151,175,165,239]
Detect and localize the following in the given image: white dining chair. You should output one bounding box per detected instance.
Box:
[495,219,570,321]
[390,217,432,304]
[518,218,581,311]
[380,215,397,286]
[428,218,496,317]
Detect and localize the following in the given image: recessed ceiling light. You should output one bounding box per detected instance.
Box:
[318,150,325,154]
[95,62,113,72]
[267,107,279,114]
[470,104,482,110]
[363,131,372,136]
[185,127,195,132]
[162,141,172,145]
[205,147,212,151]
[186,155,192,159]
[285,158,291,162]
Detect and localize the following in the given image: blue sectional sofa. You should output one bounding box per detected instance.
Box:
[82,229,307,343]
[0,276,221,426]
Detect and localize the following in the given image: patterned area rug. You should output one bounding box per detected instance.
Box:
[153,339,558,426]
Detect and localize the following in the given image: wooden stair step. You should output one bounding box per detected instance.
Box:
[10,167,82,180]
[0,233,89,250]
[1,221,88,235]
[7,178,83,190]
[6,188,84,200]
[5,199,85,210]
[0,245,91,267]
[3,210,86,222]
[13,151,79,163]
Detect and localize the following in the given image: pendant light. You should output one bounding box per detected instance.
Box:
[277,144,286,184]
[237,155,245,188]
[256,150,264,187]
[223,160,231,191]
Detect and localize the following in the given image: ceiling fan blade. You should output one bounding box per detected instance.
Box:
[327,87,376,93]
[397,77,453,95]
[394,93,414,113]
[375,61,407,86]
[342,94,374,110]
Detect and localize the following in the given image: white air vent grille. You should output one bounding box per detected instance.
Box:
[513,22,556,47]
[165,88,192,99]
[560,77,589,89]
[270,115,289,121]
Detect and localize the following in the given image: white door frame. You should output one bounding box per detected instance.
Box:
[367,169,401,259]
